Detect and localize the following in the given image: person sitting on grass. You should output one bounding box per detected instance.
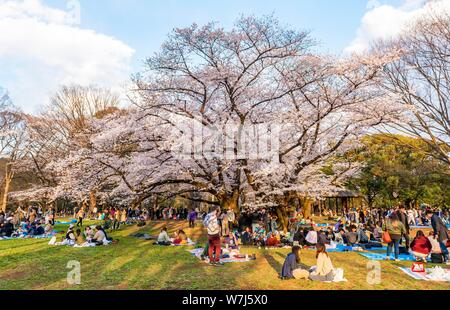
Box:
[345,225,359,246]
[266,231,281,247]
[333,219,344,232]
[0,218,14,237]
[281,246,310,280]
[428,231,444,262]
[223,231,239,249]
[62,224,76,245]
[293,228,306,246]
[44,222,53,235]
[156,227,171,246]
[240,227,253,245]
[85,226,94,242]
[309,243,335,282]
[75,228,85,245]
[173,229,188,245]
[305,228,318,246]
[326,227,335,242]
[357,225,369,244]
[92,225,107,246]
[410,230,432,262]
[317,230,331,245]
[30,222,45,236]
[253,225,266,246]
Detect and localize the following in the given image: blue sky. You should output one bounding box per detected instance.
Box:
[0,0,437,112]
[49,0,371,70]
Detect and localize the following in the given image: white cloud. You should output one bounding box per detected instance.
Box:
[345,0,450,54]
[0,0,135,113]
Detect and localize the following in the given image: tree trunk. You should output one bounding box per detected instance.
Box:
[275,206,289,233]
[89,190,97,212]
[1,163,13,212]
[220,189,240,215]
[303,198,314,218]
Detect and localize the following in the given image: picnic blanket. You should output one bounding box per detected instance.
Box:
[48,236,112,247]
[314,223,330,227]
[172,239,195,246]
[132,233,154,240]
[305,243,386,253]
[188,248,253,263]
[410,224,450,229]
[55,219,77,225]
[357,251,429,262]
[0,231,57,241]
[398,266,450,282]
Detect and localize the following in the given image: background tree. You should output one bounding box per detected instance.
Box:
[379,10,450,165]
[0,89,28,212]
[345,134,450,209]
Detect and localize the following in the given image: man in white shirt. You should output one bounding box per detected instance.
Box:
[305,229,318,246]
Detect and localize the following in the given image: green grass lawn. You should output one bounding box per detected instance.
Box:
[0,220,449,290]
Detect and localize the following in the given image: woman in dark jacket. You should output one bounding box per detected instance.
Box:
[293,228,306,246]
[281,246,309,279]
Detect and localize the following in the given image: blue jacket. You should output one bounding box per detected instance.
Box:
[281,253,298,278]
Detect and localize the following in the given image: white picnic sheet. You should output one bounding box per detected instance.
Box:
[188,248,252,263]
[398,266,450,282]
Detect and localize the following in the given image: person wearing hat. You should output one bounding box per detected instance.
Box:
[63,224,76,245]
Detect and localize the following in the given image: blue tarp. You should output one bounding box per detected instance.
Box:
[55,219,77,225]
[358,251,430,262]
[0,231,57,241]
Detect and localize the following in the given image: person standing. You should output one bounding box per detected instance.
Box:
[396,205,411,250]
[227,208,235,231]
[383,214,406,261]
[188,209,197,228]
[203,206,223,266]
[76,207,85,227]
[426,210,449,264]
[114,208,121,230]
[220,211,229,236]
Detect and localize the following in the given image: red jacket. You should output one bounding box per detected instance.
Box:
[410,236,432,255]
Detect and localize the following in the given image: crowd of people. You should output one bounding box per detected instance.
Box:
[51,223,112,247]
[2,200,449,270]
[0,206,55,238]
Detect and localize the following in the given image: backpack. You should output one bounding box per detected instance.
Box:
[431,253,444,264]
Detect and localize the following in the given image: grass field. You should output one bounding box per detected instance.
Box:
[0,220,449,290]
